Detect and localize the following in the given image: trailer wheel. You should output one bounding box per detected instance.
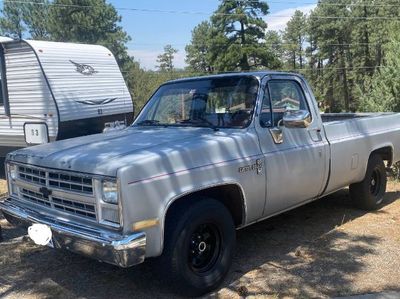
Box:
[160,198,236,296]
[350,154,387,210]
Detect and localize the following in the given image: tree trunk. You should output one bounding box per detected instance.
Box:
[299,36,303,69]
[293,52,296,70]
[239,21,250,70]
[363,4,373,75]
[338,43,350,111]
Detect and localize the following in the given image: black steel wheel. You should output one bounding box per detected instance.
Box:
[189,223,221,273]
[160,198,236,297]
[350,154,387,210]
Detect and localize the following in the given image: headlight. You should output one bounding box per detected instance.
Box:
[8,163,18,180]
[102,180,118,204]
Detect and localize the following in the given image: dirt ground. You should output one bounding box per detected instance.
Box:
[0,180,400,299]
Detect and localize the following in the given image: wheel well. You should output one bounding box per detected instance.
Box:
[371,146,393,166]
[164,184,245,229]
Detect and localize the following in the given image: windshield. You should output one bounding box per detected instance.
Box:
[135,76,259,129]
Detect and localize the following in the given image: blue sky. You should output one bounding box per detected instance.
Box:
[108,1,318,69]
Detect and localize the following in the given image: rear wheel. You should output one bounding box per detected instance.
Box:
[350,154,387,210]
[160,198,236,296]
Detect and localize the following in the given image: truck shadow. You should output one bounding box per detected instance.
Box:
[0,189,399,299]
[222,190,400,298]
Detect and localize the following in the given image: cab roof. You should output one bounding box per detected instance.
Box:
[164,70,304,85]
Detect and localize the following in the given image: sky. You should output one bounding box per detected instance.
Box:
[108,1,318,70]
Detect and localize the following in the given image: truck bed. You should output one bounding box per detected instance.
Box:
[322,112,400,195]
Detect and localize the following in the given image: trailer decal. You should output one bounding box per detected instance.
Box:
[69,60,98,76]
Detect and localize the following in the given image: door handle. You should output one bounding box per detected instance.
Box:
[308,128,323,142]
[269,127,283,144]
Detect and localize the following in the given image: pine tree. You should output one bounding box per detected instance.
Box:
[210,0,270,71]
[308,0,353,112]
[47,0,132,68]
[282,10,307,70]
[358,26,400,112]
[156,45,178,72]
[0,0,26,39]
[185,21,214,73]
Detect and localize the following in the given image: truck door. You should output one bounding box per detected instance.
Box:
[256,75,330,216]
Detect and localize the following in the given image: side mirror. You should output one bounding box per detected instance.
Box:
[283,110,311,128]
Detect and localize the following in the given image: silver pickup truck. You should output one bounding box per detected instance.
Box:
[1,72,400,296]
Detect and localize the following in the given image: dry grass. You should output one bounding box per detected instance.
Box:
[0,179,399,299]
[0,180,6,197]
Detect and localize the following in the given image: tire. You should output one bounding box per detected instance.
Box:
[160,198,236,297]
[350,154,387,210]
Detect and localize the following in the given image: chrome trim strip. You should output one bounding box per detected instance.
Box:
[8,161,113,180]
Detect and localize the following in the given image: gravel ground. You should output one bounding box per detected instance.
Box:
[0,180,399,299]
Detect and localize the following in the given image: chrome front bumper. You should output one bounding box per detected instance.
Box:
[0,199,146,268]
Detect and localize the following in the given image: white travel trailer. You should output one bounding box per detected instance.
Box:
[0,38,134,174]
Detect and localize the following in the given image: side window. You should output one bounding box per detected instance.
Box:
[268,80,309,127]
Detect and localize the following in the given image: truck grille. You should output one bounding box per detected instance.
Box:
[15,165,97,222]
[18,165,94,195]
[20,188,51,207]
[52,197,96,219]
[49,173,93,194]
[18,166,46,185]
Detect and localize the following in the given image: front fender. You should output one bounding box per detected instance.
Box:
[118,157,265,257]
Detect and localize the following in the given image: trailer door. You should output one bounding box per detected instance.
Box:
[0,44,10,117]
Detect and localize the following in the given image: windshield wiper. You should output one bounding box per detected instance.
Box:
[135,119,161,126]
[198,117,219,132]
[177,118,219,132]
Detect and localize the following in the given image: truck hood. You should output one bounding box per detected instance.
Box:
[7,126,260,177]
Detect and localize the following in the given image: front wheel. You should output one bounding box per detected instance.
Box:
[160,198,236,296]
[350,154,387,210]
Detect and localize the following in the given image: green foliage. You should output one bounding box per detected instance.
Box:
[156,44,178,72]
[2,0,400,116]
[126,62,199,114]
[265,30,284,62]
[298,0,400,112]
[358,26,400,112]
[0,0,132,70]
[47,0,132,69]
[282,10,307,70]
[185,21,214,73]
[209,0,277,71]
[0,0,26,39]
[185,0,282,72]
[23,0,50,39]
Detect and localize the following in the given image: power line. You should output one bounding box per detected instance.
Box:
[2,0,400,20]
[128,41,387,47]
[202,0,400,8]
